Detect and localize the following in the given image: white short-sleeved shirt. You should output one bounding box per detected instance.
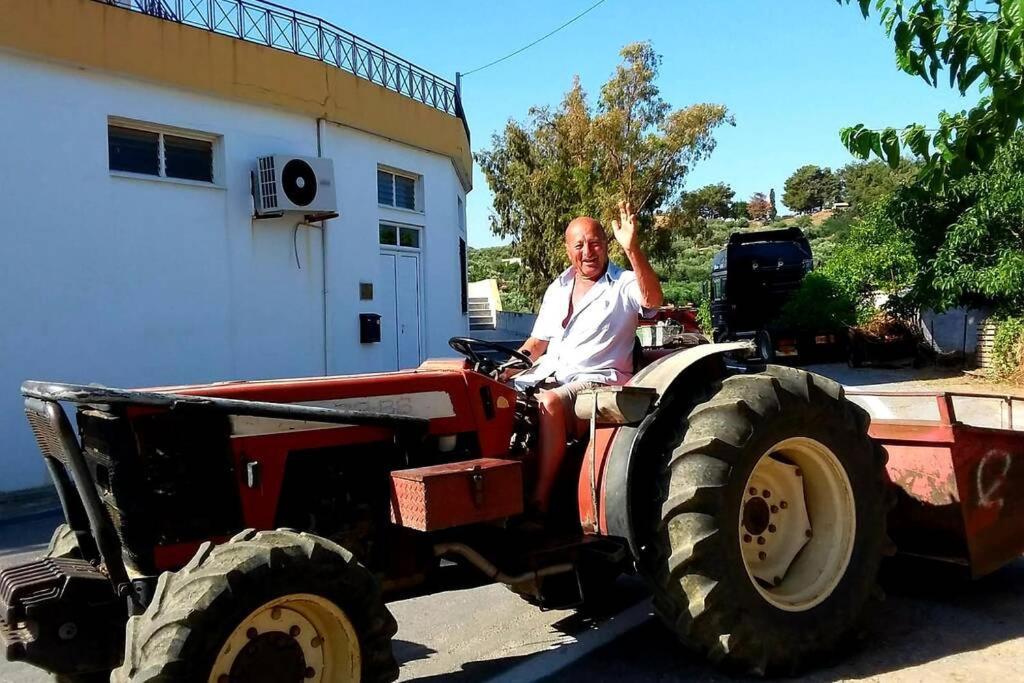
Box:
[515,262,655,386]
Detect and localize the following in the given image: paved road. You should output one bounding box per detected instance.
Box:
[2,363,1021,682]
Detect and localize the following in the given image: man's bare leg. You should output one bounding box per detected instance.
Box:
[533,390,567,513]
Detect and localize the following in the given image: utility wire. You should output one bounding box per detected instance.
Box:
[461,0,610,77]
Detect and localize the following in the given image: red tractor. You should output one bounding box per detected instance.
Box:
[2,338,1021,681]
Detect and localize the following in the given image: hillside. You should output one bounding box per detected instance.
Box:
[469,212,854,312]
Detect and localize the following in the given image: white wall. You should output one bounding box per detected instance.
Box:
[0,51,468,491]
[320,122,469,375]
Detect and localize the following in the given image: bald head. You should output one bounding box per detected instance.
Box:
[564,216,609,280]
[565,216,606,242]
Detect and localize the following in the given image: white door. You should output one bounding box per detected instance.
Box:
[379,251,421,369]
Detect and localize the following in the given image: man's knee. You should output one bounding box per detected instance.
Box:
[538,390,565,416]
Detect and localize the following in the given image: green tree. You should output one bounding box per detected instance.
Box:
[682,182,735,219]
[730,200,749,219]
[476,43,732,303]
[838,0,1024,188]
[466,246,533,312]
[768,188,779,220]
[826,131,1024,313]
[783,165,840,213]
[837,159,916,210]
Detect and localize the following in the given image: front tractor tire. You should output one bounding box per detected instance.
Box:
[113,529,398,683]
[645,365,889,675]
[45,523,81,559]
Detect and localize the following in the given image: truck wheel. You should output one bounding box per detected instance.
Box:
[113,529,397,683]
[755,330,775,362]
[644,365,889,675]
[46,523,81,559]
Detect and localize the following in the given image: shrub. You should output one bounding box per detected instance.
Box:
[697,296,713,335]
[775,271,858,333]
[991,315,1024,380]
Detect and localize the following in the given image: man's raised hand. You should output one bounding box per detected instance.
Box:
[611,200,639,253]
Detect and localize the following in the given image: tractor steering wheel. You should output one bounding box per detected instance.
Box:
[448,337,534,378]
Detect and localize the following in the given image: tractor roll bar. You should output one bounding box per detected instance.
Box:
[21,381,431,433]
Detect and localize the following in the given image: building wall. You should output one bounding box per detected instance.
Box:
[0,52,468,491]
[320,122,468,373]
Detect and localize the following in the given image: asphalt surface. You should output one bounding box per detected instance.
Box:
[1,362,1022,682]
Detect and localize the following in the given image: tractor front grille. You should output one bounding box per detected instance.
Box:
[24,400,71,465]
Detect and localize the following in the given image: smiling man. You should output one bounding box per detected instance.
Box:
[513,201,663,512]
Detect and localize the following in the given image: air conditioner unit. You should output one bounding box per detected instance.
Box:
[252,155,336,217]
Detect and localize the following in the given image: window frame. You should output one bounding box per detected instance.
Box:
[107,117,222,188]
[377,166,421,212]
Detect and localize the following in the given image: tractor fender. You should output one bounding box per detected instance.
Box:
[594,341,752,558]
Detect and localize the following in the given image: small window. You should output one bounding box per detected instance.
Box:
[458,196,465,232]
[164,135,213,182]
[398,226,420,248]
[377,170,394,205]
[377,168,417,210]
[109,126,160,176]
[459,238,468,314]
[394,176,415,210]
[108,121,216,183]
[379,222,420,249]
[379,224,398,245]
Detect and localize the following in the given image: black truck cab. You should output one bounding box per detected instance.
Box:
[709,227,813,360]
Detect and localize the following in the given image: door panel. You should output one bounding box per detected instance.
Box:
[396,254,421,368]
[378,253,399,369]
[379,251,421,370]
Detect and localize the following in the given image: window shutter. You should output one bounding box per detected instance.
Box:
[108,125,159,176]
[394,175,415,210]
[377,170,394,205]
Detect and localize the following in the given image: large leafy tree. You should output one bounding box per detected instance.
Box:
[477,43,732,302]
[782,165,841,213]
[837,159,917,209]
[682,183,736,219]
[829,131,1024,312]
[838,0,1024,187]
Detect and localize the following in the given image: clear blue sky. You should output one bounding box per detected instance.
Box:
[289,0,974,247]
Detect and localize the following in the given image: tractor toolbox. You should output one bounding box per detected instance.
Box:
[390,458,523,531]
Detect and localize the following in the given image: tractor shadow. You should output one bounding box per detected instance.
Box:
[403,557,1024,681]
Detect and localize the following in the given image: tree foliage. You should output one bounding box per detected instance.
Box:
[476,42,732,302]
[826,131,1024,313]
[466,246,533,313]
[838,0,1024,187]
[782,165,841,213]
[837,159,917,209]
[747,192,772,221]
[682,183,736,219]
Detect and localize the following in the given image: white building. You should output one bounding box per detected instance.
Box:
[0,0,473,492]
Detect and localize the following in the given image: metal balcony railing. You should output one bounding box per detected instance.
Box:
[98,0,463,118]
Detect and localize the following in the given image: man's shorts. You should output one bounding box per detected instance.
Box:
[540,379,606,429]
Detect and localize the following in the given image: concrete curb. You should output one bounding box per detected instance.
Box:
[485,600,653,683]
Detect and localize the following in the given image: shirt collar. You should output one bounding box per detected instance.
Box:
[558,261,623,286]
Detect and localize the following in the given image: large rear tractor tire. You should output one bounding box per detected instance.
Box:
[644,365,890,675]
[112,529,398,683]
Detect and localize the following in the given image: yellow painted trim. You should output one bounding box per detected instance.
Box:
[0,0,472,190]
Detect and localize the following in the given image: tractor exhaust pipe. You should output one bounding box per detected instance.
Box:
[433,543,574,587]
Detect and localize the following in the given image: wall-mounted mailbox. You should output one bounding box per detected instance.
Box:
[359,313,381,343]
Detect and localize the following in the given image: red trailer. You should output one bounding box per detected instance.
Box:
[846,389,1024,577]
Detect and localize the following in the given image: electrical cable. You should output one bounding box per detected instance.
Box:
[460,0,610,77]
